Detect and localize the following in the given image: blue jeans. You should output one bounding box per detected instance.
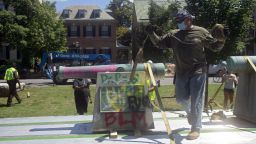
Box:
[175,72,206,131]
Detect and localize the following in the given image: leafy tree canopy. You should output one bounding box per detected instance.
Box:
[107,0,133,47]
[116,26,131,46]
[1,0,67,66]
[0,10,29,49]
[143,0,182,63]
[185,0,256,64]
[107,0,133,27]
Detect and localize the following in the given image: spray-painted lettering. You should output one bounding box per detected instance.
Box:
[100,73,141,85]
[104,112,147,128]
[128,96,151,111]
[100,85,148,112]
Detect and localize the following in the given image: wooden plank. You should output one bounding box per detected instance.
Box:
[244,56,256,72]
[146,63,175,144]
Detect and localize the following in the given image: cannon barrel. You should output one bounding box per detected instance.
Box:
[226,56,256,73]
[226,56,256,123]
[57,63,166,79]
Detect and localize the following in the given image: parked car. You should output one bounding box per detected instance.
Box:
[208,61,227,77]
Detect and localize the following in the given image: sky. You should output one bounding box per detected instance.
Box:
[48,0,133,12]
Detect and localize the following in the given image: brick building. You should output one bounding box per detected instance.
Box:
[60,5,118,62]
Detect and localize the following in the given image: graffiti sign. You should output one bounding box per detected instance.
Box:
[100,85,147,112]
[98,72,148,112]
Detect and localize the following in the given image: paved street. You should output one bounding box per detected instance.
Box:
[0,111,255,144]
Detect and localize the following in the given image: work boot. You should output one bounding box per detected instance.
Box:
[187,130,200,140]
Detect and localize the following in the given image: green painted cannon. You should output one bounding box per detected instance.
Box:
[227,56,256,73]
[226,56,256,123]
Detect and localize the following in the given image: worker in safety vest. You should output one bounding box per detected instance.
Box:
[4,63,22,107]
[146,60,156,101]
[147,79,156,102]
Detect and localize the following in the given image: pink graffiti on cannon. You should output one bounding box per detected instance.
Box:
[62,65,118,78]
[89,65,117,73]
[63,68,86,77]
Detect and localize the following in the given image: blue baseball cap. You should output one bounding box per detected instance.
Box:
[175,10,195,23]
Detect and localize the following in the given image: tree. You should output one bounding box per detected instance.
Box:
[185,0,256,64]
[107,0,133,47]
[107,0,133,27]
[116,26,131,46]
[0,10,29,50]
[1,0,67,66]
[143,0,181,62]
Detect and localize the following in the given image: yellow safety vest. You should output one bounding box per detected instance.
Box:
[4,67,18,81]
[146,79,156,101]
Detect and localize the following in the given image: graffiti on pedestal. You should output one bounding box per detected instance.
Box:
[98,72,149,112]
[104,112,147,128]
[92,72,154,131]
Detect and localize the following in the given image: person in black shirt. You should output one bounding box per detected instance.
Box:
[73,78,92,115]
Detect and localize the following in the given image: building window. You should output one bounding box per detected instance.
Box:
[77,9,86,18]
[117,50,128,64]
[99,25,111,37]
[68,25,80,37]
[82,49,87,54]
[63,9,71,18]
[0,2,5,10]
[0,46,3,58]
[17,49,21,59]
[68,48,79,53]
[6,46,10,59]
[91,9,101,18]
[99,47,111,54]
[86,48,96,54]
[83,25,95,37]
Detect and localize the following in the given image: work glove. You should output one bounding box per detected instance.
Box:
[211,24,226,42]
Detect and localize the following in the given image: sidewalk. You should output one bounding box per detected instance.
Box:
[0,111,255,144]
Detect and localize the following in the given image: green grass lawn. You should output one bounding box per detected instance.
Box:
[0,84,227,118]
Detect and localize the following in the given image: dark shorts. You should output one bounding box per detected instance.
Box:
[224,88,234,93]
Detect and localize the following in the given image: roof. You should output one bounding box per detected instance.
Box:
[134,0,186,22]
[60,5,114,20]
